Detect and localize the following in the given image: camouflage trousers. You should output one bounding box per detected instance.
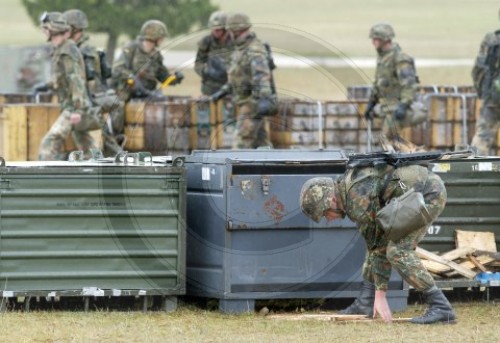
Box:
[38,110,96,161]
[471,101,500,156]
[232,103,272,149]
[362,173,447,291]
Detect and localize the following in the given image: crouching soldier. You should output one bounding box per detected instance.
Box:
[299,162,456,324]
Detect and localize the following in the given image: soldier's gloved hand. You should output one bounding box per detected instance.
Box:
[171,71,184,85]
[210,89,228,103]
[394,103,409,120]
[33,82,49,93]
[256,97,276,117]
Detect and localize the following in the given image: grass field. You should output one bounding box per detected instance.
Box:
[0,301,498,342]
[1,0,498,58]
[0,0,491,98]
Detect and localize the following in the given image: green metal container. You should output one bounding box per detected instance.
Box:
[423,157,500,253]
[0,155,186,310]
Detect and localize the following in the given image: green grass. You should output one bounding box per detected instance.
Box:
[1,0,498,58]
[0,0,485,99]
[0,302,498,342]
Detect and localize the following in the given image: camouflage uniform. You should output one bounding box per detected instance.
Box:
[220,13,273,149]
[301,164,446,292]
[195,11,233,95]
[111,20,172,135]
[38,28,96,160]
[367,23,420,146]
[195,34,233,95]
[73,32,123,156]
[471,30,500,156]
[371,43,418,140]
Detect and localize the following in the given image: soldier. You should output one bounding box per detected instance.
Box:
[211,12,277,149]
[62,9,122,157]
[111,19,183,137]
[194,11,234,95]
[365,23,425,151]
[37,12,99,161]
[299,163,456,324]
[471,11,500,156]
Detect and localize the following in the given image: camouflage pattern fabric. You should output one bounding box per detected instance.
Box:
[471,104,500,155]
[471,31,500,156]
[75,34,122,157]
[194,34,233,95]
[370,43,418,140]
[110,39,170,134]
[339,164,447,291]
[111,39,169,100]
[75,33,106,94]
[39,39,96,160]
[223,32,273,148]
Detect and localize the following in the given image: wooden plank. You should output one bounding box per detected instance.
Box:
[4,106,28,161]
[267,314,412,323]
[445,255,495,277]
[441,246,476,261]
[456,230,497,252]
[421,247,476,274]
[421,260,451,274]
[468,255,488,272]
[416,247,477,279]
[27,104,51,161]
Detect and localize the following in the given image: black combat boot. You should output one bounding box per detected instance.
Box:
[338,280,375,317]
[410,286,456,324]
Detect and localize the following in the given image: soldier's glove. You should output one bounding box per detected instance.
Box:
[33,82,49,93]
[171,71,184,85]
[256,96,277,117]
[394,102,409,121]
[203,56,227,83]
[364,100,377,120]
[126,75,149,98]
[210,89,229,103]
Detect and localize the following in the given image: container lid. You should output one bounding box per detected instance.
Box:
[185,149,348,164]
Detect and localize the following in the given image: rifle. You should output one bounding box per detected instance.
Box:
[347,150,474,169]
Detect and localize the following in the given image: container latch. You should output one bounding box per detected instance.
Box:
[261,176,270,195]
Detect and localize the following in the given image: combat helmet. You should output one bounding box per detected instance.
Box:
[40,12,70,34]
[369,23,395,41]
[208,11,227,30]
[225,12,251,32]
[62,9,89,30]
[140,20,168,41]
[300,177,339,223]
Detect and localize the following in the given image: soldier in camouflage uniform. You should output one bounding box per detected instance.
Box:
[111,20,183,137]
[300,164,456,324]
[471,11,500,156]
[211,12,275,149]
[194,11,234,95]
[62,9,122,157]
[37,13,98,161]
[365,23,424,151]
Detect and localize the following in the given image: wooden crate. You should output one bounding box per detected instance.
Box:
[1,104,102,161]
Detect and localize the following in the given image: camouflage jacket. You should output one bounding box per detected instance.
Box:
[194,34,233,95]
[222,32,272,106]
[111,38,169,100]
[471,30,500,99]
[338,164,444,288]
[75,34,107,95]
[51,39,91,116]
[370,43,418,107]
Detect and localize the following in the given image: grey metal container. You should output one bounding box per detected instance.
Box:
[0,155,186,311]
[184,149,408,313]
